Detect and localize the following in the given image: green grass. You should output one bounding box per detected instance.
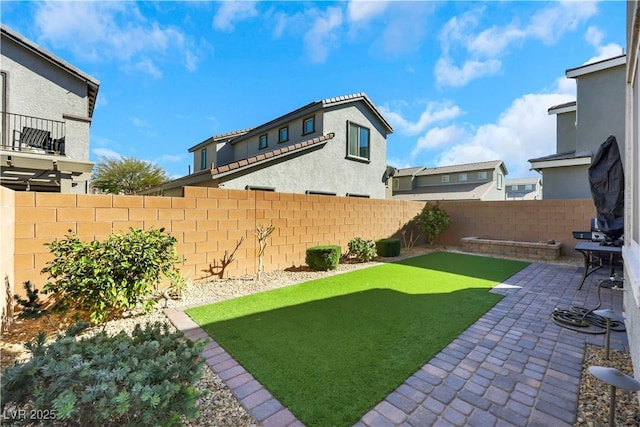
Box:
[187,252,529,426]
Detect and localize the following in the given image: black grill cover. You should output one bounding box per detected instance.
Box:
[588,135,624,240]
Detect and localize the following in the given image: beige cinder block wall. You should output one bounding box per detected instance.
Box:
[1,186,16,331]
[12,187,594,300]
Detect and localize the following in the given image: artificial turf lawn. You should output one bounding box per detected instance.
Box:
[186,252,529,426]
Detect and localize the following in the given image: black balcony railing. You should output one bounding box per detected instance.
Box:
[1,111,66,155]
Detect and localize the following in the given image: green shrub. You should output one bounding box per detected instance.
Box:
[1,322,206,426]
[413,202,452,245]
[13,281,44,318]
[375,238,401,257]
[306,245,341,271]
[41,228,184,324]
[347,237,377,262]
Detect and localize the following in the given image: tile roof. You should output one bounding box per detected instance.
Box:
[188,128,253,152]
[414,160,506,176]
[210,133,335,178]
[528,150,591,163]
[505,177,541,186]
[393,167,425,177]
[392,181,495,201]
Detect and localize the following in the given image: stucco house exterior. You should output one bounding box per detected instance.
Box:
[391,160,508,201]
[529,54,626,199]
[146,93,394,199]
[624,0,640,398]
[505,177,542,200]
[0,25,99,193]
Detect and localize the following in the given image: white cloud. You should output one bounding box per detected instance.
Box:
[434,92,576,177]
[93,148,122,160]
[347,1,390,24]
[131,117,151,128]
[583,26,624,64]
[304,7,343,63]
[435,56,501,88]
[212,1,258,32]
[380,101,463,136]
[526,1,598,45]
[411,125,468,158]
[436,2,599,87]
[33,1,198,76]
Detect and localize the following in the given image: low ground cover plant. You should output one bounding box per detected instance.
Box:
[1,322,207,426]
[41,228,184,324]
[187,252,529,426]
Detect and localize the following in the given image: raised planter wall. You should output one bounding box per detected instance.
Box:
[461,237,562,261]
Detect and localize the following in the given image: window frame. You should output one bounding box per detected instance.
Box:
[478,171,488,180]
[302,116,315,135]
[258,133,268,150]
[200,148,207,170]
[346,120,371,161]
[459,173,467,182]
[525,184,533,190]
[278,126,289,143]
[441,175,450,183]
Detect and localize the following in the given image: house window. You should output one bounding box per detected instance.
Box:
[525,184,533,190]
[259,134,268,150]
[347,122,370,160]
[497,173,503,189]
[459,173,467,181]
[393,178,399,190]
[303,116,315,135]
[442,175,450,183]
[478,171,488,180]
[200,149,207,170]
[279,126,289,143]
[511,185,519,191]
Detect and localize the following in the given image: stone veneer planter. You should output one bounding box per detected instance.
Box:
[461,237,562,261]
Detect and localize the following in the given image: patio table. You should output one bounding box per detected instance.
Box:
[574,241,623,289]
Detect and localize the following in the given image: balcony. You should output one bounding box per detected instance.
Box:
[1,111,66,155]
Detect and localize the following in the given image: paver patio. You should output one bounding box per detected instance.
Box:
[165,259,628,427]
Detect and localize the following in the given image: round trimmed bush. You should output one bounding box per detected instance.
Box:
[306,245,341,271]
[376,238,401,257]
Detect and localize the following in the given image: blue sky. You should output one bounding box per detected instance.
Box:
[2,1,626,179]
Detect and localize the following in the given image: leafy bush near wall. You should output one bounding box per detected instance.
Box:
[306,246,341,271]
[1,322,206,426]
[413,202,452,245]
[347,237,377,262]
[375,238,401,257]
[41,228,184,324]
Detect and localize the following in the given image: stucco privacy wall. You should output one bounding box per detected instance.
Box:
[1,186,15,331]
[8,187,595,299]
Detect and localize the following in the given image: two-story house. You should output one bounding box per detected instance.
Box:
[146,93,394,199]
[505,177,542,200]
[529,54,626,199]
[391,160,508,201]
[0,25,99,193]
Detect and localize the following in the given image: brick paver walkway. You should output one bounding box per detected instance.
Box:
[165,261,628,427]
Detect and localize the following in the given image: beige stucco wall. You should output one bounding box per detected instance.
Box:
[1,35,92,163]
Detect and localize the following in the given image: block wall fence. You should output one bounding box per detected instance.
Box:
[2,186,596,304]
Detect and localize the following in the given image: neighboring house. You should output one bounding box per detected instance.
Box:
[624,0,639,391]
[529,54,626,199]
[145,93,394,199]
[391,160,508,201]
[505,177,542,200]
[0,25,99,193]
